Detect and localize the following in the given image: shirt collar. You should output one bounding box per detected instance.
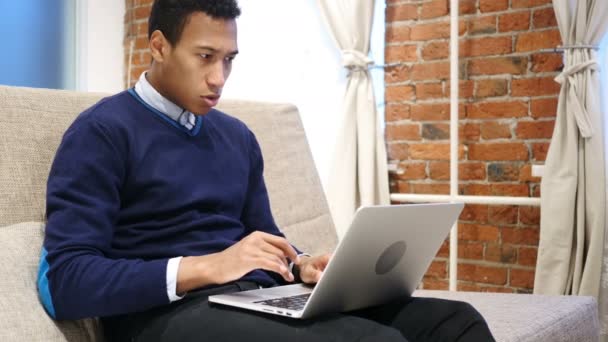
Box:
[134,71,196,129]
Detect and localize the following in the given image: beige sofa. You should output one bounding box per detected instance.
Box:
[0,85,600,341]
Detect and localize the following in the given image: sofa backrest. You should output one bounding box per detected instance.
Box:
[0,85,336,255]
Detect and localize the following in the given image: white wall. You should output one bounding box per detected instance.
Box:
[223,0,385,190]
[75,0,125,93]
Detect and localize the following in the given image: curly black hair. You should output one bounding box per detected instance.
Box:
[148,0,241,46]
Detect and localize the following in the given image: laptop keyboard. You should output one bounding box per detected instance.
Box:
[254,293,311,311]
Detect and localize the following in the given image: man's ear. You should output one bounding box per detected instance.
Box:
[149,30,169,63]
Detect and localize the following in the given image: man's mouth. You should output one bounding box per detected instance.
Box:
[201,95,220,107]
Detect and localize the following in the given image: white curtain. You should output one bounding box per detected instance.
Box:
[317,0,390,238]
[534,0,608,337]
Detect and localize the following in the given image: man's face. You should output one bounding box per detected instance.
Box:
[152,12,238,115]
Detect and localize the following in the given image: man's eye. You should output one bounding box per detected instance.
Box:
[199,54,211,60]
[225,56,235,62]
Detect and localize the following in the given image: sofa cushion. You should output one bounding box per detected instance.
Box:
[414,289,600,342]
[0,86,106,227]
[0,222,102,342]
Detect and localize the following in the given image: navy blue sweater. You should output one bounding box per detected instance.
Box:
[38,89,294,320]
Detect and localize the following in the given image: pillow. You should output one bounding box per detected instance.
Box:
[0,222,103,342]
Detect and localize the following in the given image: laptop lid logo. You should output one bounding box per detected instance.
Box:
[375,241,407,275]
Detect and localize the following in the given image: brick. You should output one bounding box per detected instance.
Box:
[429,162,486,181]
[460,162,487,180]
[459,223,500,242]
[458,283,482,292]
[516,29,562,52]
[459,0,477,15]
[422,41,449,60]
[429,161,448,180]
[412,103,450,121]
[416,83,444,100]
[460,204,489,223]
[469,57,528,76]
[134,36,149,50]
[386,104,411,122]
[386,85,415,102]
[516,120,555,139]
[520,206,540,225]
[468,15,496,35]
[412,183,450,194]
[386,3,418,22]
[502,227,540,245]
[460,36,512,57]
[488,163,520,181]
[533,7,557,28]
[411,62,450,80]
[446,80,475,99]
[491,184,529,196]
[437,240,449,258]
[395,162,426,180]
[386,123,421,141]
[422,123,450,140]
[510,268,535,288]
[385,66,411,85]
[386,25,411,42]
[532,142,549,161]
[393,180,411,193]
[462,184,491,196]
[498,11,531,32]
[422,277,449,290]
[485,243,517,263]
[518,247,538,266]
[512,77,560,97]
[467,101,528,119]
[531,184,541,198]
[475,79,508,98]
[396,161,426,180]
[411,21,450,41]
[387,143,409,160]
[134,6,150,20]
[479,0,508,12]
[531,53,563,72]
[459,241,484,260]
[512,0,552,8]
[427,260,448,278]
[458,263,508,285]
[481,122,512,139]
[489,205,519,224]
[421,0,448,19]
[530,98,558,118]
[519,164,541,182]
[385,45,418,63]
[410,143,450,160]
[459,123,481,141]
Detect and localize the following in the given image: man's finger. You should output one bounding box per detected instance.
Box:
[259,232,299,263]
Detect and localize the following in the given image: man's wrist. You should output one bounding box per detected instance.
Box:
[290,253,311,283]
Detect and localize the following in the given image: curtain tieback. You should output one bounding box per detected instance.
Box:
[554,59,599,138]
[341,49,373,73]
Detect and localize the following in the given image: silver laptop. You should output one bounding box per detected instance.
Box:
[209,202,464,319]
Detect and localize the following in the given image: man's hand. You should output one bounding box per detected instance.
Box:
[212,231,299,283]
[297,253,331,284]
[176,231,299,294]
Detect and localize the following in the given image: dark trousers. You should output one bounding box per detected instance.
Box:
[102,282,495,342]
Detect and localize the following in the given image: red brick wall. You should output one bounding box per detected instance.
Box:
[386,0,561,293]
[124,0,154,88]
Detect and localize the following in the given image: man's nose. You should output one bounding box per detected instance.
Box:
[206,62,227,90]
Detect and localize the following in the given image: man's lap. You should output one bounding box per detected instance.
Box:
[102,283,493,342]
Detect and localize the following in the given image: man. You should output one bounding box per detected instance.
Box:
[38,0,495,341]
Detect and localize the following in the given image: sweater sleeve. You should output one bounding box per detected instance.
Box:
[240,130,302,255]
[37,117,170,320]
